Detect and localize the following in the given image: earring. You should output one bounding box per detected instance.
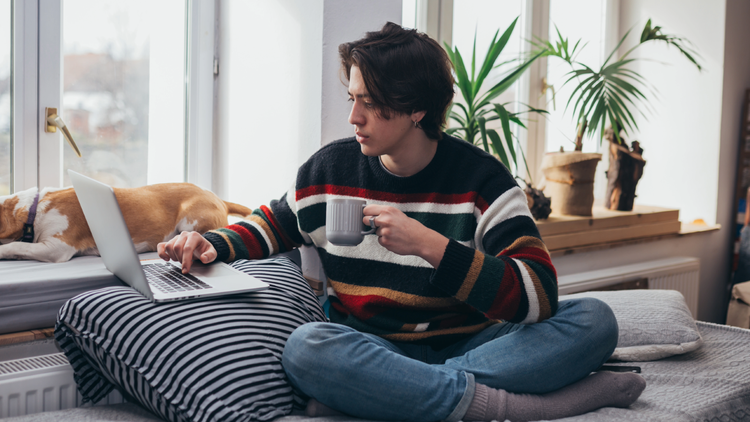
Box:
[413,120,419,128]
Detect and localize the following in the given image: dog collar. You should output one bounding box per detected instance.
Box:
[20,192,40,243]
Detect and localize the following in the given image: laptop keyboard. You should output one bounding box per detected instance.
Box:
[143,263,211,294]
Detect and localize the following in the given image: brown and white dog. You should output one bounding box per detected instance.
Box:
[0,184,253,263]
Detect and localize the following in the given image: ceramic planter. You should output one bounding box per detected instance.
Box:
[541,152,602,216]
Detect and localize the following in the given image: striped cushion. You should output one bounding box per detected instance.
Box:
[54,257,327,422]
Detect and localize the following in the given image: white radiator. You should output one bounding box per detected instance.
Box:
[558,256,700,317]
[0,353,123,419]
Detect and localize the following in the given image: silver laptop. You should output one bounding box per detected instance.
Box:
[68,170,268,302]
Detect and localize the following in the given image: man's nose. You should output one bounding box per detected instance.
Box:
[348,102,364,126]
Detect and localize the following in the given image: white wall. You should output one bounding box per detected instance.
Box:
[216,0,401,206]
[555,0,748,323]
[216,0,324,207]
[320,0,402,145]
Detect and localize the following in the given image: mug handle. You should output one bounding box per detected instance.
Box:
[361,204,375,235]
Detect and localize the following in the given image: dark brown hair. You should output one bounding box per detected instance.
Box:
[339,22,455,140]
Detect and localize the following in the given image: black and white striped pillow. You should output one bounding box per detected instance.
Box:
[55,257,327,422]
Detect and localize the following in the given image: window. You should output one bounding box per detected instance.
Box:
[61,0,186,188]
[451,0,525,114]
[408,0,616,181]
[545,0,607,154]
[8,0,213,193]
[450,0,525,174]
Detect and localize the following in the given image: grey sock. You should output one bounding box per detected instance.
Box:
[464,372,646,422]
[464,381,506,421]
[305,399,345,417]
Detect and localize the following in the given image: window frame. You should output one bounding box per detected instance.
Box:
[185,0,217,191]
[419,0,619,183]
[9,0,216,193]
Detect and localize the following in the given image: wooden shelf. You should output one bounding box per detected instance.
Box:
[0,328,55,347]
[536,204,718,255]
[547,222,720,257]
[537,204,679,237]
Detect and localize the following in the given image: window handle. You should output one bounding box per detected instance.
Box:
[45,108,82,158]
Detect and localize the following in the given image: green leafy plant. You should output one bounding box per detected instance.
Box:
[536,19,703,151]
[444,17,547,178]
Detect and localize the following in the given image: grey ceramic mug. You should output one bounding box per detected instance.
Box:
[326,198,375,246]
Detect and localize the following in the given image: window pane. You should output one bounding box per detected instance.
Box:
[450,0,524,168]
[61,0,186,188]
[0,1,9,195]
[545,0,605,153]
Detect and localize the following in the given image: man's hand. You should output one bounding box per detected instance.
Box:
[157,231,217,273]
[363,205,449,268]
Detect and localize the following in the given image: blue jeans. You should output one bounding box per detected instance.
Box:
[282,297,618,422]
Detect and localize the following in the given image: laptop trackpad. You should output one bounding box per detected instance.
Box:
[184,262,238,278]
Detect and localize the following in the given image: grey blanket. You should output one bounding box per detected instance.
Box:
[553,321,750,421]
[276,321,750,421]
[8,321,750,422]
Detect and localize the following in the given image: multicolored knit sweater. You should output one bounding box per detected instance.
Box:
[204,135,557,348]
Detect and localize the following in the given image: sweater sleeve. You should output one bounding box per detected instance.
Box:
[202,190,303,262]
[430,186,557,324]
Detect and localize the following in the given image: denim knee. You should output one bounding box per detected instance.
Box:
[578,297,619,358]
[282,322,330,383]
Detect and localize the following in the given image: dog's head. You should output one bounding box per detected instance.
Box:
[0,187,38,243]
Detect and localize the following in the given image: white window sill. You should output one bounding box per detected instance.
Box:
[0,253,158,336]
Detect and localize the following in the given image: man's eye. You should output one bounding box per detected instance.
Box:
[347,97,354,102]
[364,102,374,108]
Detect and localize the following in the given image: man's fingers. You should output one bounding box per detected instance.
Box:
[157,242,169,261]
[181,242,194,273]
[363,214,379,228]
[363,204,389,216]
[156,232,213,273]
[200,247,217,264]
[163,240,177,262]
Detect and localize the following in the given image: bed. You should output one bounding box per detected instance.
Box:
[14,257,750,422]
[8,320,750,422]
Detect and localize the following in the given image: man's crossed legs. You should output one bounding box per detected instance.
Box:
[282,297,646,422]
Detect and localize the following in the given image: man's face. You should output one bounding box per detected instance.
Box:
[348,66,414,158]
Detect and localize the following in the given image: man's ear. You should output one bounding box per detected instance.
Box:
[411,110,426,124]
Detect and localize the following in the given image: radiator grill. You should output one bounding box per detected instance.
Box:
[0,354,69,377]
[0,353,123,419]
[558,256,700,317]
[649,269,700,319]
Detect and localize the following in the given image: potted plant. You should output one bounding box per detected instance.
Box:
[444,17,551,219]
[536,20,702,212]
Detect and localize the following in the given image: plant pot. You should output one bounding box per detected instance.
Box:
[541,152,602,216]
[605,140,646,211]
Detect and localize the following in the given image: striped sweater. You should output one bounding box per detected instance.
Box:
[204,135,557,348]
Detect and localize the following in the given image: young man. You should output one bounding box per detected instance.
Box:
[158,22,645,422]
